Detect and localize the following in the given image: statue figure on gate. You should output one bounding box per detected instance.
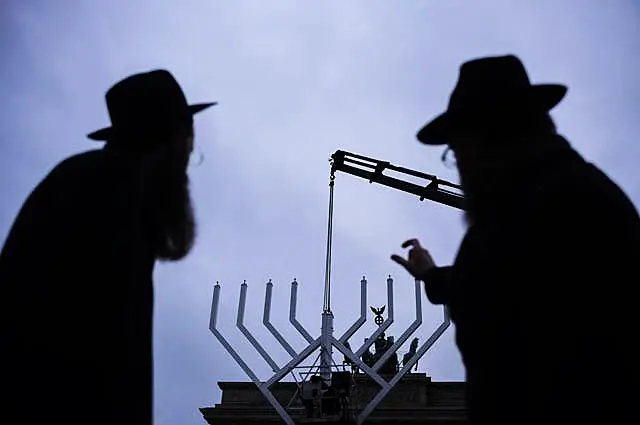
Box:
[402,337,420,372]
[373,333,398,374]
[359,333,398,374]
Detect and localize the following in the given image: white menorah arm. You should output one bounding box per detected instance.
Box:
[288,278,315,343]
[356,306,451,425]
[263,279,297,357]
[237,281,280,372]
[265,338,322,387]
[372,278,422,372]
[338,276,368,344]
[356,275,395,357]
[209,283,261,382]
[209,283,296,425]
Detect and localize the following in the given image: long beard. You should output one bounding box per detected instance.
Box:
[149,170,196,262]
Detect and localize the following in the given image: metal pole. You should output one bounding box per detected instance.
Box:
[320,172,336,378]
[322,173,336,313]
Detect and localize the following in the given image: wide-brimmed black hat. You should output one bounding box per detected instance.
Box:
[417,55,567,145]
[87,69,216,142]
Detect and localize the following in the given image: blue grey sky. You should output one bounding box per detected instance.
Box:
[1,1,638,424]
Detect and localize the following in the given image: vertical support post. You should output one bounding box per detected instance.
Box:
[320,310,334,380]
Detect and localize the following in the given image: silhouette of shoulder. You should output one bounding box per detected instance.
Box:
[526,149,638,226]
[523,151,640,267]
[45,149,140,190]
[30,149,145,219]
[0,148,148,269]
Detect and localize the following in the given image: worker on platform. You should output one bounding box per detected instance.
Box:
[302,375,328,418]
[0,70,215,425]
[391,55,639,424]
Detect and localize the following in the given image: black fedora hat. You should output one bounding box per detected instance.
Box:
[87,69,216,142]
[417,55,567,145]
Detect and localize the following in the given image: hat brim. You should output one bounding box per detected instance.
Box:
[416,84,567,145]
[87,102,217,141]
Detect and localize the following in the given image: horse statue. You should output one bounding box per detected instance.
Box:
[402,337,420,372]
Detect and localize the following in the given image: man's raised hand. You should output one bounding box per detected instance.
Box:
[391,238,436,280]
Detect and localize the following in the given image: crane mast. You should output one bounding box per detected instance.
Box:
[330,150,466,211]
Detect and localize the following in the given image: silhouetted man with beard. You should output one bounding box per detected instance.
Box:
[0,70,215,425]
[392,55,639,424]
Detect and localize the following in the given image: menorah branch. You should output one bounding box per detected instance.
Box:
[339,276,368,344]
[236,281,279,372]
[263,279,297,357]
[289,278,315,343]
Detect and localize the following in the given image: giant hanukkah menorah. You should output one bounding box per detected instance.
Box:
[209,275,450,425]
[209,153,457,424]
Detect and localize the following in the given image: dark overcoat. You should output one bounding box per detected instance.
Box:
[1,148,155,425]
[425,136,640,424]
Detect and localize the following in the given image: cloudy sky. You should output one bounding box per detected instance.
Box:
[1,1,638,424]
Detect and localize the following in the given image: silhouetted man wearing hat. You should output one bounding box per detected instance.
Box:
[0,70,215,424]
[392,55,639,424]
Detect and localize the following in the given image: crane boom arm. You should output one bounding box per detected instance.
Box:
[330,150,467,211]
